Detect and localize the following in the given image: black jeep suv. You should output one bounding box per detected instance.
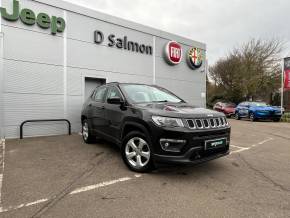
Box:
[81,83,230,172]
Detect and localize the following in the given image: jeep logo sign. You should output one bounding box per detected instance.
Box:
[0,0,66,35]
[164,41,182,65]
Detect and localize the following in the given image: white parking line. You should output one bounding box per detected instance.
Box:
[230,147,250,154]
[0,175,141,213]
[230,144,247,149]
[0,198,49,213]
[0,138,5,208]
[69,177,131,195]
[253,138,273,147]
[230,138,273,154]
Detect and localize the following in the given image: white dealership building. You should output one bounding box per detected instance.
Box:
[0,0,206,139]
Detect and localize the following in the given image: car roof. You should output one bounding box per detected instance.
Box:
[105,82,163,89]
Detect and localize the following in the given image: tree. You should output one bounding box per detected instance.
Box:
[208,39,284,105]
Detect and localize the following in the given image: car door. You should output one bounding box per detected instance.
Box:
[103,86,126,141]
[88,86,108,135]
[239,102,249,117]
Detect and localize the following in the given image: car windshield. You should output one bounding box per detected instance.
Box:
[250,102,268,107]
[120,84,184,103]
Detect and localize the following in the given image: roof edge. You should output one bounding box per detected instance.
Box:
[31,0,206,50]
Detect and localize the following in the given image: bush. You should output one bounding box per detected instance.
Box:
[281,113,290,122]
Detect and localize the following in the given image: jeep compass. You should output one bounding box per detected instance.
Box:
[81,83,230,172]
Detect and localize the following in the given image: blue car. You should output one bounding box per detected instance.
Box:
[235,101,282,122]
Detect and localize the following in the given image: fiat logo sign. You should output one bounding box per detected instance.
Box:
[164,41,182,65]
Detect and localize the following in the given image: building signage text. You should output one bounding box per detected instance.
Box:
[0,0,66,35]
[94,30,152,55]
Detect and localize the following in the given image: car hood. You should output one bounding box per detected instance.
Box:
[134,103,224,118]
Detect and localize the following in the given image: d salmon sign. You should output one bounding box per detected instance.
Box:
[164,41,182,65]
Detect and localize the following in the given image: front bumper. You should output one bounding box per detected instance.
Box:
[255,113,282,119]
[153,147,230,165]
[149,123,231,165]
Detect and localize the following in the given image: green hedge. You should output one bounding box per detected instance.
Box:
[281,113,290,122]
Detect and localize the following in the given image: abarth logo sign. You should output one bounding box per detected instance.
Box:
[0,0,66,35]
[164,41,182,65]
[187,47,203,69]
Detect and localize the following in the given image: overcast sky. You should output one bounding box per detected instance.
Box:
[65,0,290,65]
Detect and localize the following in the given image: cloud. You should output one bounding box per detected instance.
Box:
[64,0,290,65]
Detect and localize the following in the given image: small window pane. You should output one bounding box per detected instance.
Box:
[107,87,122,99]
[94,87,107,101]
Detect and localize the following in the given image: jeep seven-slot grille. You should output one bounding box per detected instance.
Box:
[186,117,228,129]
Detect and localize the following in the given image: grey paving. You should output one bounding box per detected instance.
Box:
[1,120,290,217]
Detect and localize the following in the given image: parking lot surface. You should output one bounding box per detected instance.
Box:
[0,120,290,218]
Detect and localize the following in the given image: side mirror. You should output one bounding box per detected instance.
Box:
[107,96,124,105]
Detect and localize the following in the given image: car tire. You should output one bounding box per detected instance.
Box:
[273,118,280,122]
[249,113,256,122]
[82,119,96,144]
[121,131,155,173]
[235,112,240,120]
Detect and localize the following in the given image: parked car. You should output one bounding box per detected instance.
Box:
[213,102,236,117]
[81,83,231,172]
[272,106,285,114]
[235,101,282,122]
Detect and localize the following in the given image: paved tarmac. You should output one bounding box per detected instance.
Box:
[0,119,289,218]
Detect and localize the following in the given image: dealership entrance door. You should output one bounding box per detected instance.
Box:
[84,77,106,100]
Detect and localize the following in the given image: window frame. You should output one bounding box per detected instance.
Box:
[105,85,125,103]
[93,85,108,103]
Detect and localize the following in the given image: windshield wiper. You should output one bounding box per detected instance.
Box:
[152,100,169,103]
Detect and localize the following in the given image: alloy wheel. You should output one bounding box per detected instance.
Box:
[250,113,255,122]
[235,113,239,120]
[125,137,150,169]
[82,122,89,141]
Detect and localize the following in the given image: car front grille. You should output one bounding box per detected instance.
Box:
[186,117,228,129]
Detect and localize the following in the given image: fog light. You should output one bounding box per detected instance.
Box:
[160,139,186,152]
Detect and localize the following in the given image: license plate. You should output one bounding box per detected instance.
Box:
[205,138,227,150]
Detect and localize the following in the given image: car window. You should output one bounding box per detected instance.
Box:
[94,86,107,102]
[251,102,268,107]
[106,86,123,100]
[120,84,183,103]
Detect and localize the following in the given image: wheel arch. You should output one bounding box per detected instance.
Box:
[121,120,151,140]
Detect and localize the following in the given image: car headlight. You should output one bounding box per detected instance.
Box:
[152,116,184,128]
